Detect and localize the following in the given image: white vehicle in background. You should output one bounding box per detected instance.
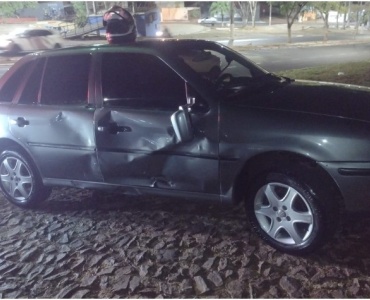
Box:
[0,28,64,54]
[197,17,218,26]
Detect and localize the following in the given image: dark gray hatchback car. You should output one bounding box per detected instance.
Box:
[0,39,370,255]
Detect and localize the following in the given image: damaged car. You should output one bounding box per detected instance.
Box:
[0,40,370,255]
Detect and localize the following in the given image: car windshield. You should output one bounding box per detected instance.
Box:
[170,42,290,96]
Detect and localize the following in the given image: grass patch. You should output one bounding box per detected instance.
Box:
[276,60,370,87]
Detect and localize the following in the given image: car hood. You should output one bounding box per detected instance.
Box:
[233,79,370,122]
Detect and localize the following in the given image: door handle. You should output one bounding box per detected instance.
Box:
[97,122,131,134]
[11,117,30,127]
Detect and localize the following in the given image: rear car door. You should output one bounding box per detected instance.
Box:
[95,52,219,194]
[8,54,102,182]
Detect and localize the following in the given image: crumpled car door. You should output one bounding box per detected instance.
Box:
[95,52,219,194]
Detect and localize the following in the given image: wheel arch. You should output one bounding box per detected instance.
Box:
[9,43,22,53]
[0,138,52,208]
[0,138,43,178]
[232,151,344,209]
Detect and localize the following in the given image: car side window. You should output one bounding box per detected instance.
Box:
[33,30,52,37]
[39,30,51,36]
[40,54,91,105]
[28,30,39,37]
[0,62,32,103]
[101,53,186,111]
[18,58,45,104]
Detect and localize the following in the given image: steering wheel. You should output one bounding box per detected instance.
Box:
[215,73,234,87]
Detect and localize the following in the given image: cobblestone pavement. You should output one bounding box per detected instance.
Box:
[1,188,370,298]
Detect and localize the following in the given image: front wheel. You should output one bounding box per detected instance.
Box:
[9,44,21,55]
[0,150,51,208]
[246,173,331,255]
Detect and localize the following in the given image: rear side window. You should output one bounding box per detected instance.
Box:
[41,54,91,105]
[0,62,32,102]
[101,53,186,111]
[19,58,45,104]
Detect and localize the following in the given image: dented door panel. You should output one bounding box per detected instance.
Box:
[95,107,219,193]
[9,105,102,181]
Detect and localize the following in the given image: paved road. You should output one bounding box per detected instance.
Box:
[1,188,370,298]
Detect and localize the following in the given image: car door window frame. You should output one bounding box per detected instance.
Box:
[1,58,40,104]
[15,57,46,105]
[13,53,97,107]
[39,54,92,106]
[97,51,190,111]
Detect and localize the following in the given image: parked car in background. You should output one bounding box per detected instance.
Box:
[0,40,370,255]
[0,28,64,54]
[197,17,218,26]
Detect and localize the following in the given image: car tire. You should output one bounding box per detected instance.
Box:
[54,43,61,49]
[246,172,332,255]
[0,150,51,208]
[9,44,21,54]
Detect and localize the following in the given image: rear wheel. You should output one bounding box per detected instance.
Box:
[9,44,21,54]
[246,172,333,255]
[0,150,51,208]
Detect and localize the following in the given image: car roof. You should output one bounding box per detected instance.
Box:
[9,27,54,37]
[32,39,224,57]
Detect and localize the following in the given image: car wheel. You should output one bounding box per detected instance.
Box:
[54,43,61,49]
[246,172,329,255]
[0,150,51,208]
[9,44,21,54]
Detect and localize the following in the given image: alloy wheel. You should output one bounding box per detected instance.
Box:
[254,182,314,246]
[0,156,33,202]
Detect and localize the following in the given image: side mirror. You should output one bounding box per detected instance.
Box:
[170,106,193,143]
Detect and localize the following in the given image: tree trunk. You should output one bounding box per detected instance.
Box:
[342,12,347,29]
[269,2,272,26]
[249,1,257,28]
[229,2,234,46]
[287,22,292,43]
[284,2,306,44]
[346,1,351,28]
[324,13,329,41]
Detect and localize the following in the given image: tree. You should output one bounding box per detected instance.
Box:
[278,2,307,43]
[229,1,234,43]
[249,1,258,28]
[234,1,250,27]
[364,2,370,30]
[209,1,229,26]
[71,2,88,27]
[269,2,273,26]
[313,2,341,41]
[335,2,348,29]
[0,2,37,18]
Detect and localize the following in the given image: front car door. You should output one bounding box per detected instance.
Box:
[8,53,102,183]
[95,51,220,195]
